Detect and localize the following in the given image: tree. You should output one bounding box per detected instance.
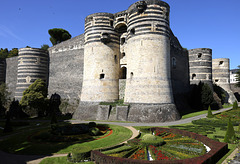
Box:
[0,48,9,59]
[207,106,214,118]
[232,101,238,110]
[0,48,18,59]
[236,65,240,87]
[20,79,48,117]
[224,118,236,143]
[0,83,10,108]
[201,82,214,110]
[8,48,18,58]
[48,28,71,45]
[41,44,49,51]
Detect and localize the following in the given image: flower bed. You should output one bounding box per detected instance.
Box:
[91,127,228,164]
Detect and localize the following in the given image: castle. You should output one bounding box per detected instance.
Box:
[1,0,238,122]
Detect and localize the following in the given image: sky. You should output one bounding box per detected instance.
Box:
[0,0,239,69]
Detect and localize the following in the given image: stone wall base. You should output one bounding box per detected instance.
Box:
[73,102,180,123]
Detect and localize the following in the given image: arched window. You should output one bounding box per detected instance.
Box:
[192,74,196,80]
[120,67,127,79]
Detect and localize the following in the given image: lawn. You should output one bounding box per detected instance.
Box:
[40,157,94,164]
[0,123,132,155]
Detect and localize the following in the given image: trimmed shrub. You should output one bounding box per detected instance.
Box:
[141,134,165,147]
[89,122,97,128]
[89,127,100,136]
[224,118,236,143]
[233,101,238,110]
[68,146,91,162]
[207,106,214,118]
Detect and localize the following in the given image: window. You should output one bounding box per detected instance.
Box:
[110,20,113,27]
[219,61,224,65]
[130,28,135,35]
[114,55,117,64]
[198,53,202,58]
[192,74,196,80]
[100,73,105,79]
[121,37,125,45]
[130,72,133,79]
[215,79,219,82]
[117,18,124,22]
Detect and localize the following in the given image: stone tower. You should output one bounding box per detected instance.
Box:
[212,58,237,104]
[188,48,212,86]
[80,13,120,103]
[124,0,174,104]
[15,48,49,100]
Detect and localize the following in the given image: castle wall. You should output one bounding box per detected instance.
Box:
[170,31,190,94]
[48,34,84,102]
[189,48,213,87]
[5,56,18,98]
[212,58,237,103]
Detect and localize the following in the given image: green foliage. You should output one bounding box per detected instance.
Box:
[141,134,164,147]
[20,79,48,116]
[207,106,214,118]
[190,82,214,110]
[224,118,236,143]
[69,146,91,162]
[89,122,96,128]
[48,28,71,45]
[232,101,238,110]
[201,83,214,109]
[0,83,10,109]
[89,127,100,136]
[41,44,49,51]
[0,48,18,59]
[236,65,240,87]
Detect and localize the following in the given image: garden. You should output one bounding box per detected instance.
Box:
[99,128,207,161]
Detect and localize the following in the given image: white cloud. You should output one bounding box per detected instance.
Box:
[0,25,24,41]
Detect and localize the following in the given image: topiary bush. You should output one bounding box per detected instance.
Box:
[89,127,100,136]
[89,122,97,128]
[224,118,236,143]
[68,146,91,162]
[233,101,238,110]
[207,106,214,118]
[141,134,165,147]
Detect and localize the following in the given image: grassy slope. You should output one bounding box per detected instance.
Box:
[0,124,132,155]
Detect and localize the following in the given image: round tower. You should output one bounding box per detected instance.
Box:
[188,48,212,86]
[15,48,49,100]
[124,0,174,104]
[212,58,237,104]
[80,13,120,102]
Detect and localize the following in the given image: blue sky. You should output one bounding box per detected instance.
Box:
[0,0,239,69]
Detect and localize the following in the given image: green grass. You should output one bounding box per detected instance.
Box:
[99,99,128,107]
[223,103,233,108]
[40,156,94,164]
[181,110,218,119]
[0,124,132,155]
